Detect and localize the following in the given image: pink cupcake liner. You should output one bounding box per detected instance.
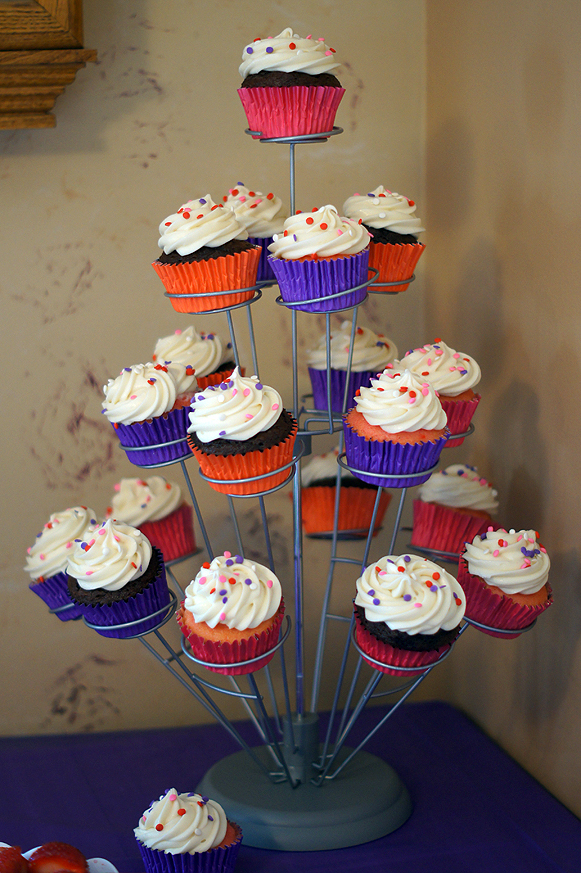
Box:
[112,405,191,467]
[457,558,553,638]
[308,366,374,414]
[411,500,496,556]
[137,822,242,873]
[29,571,83,621]
[354,607,450,676]
[139,503,196,563]
[368,240,425,293]
[440,394,481,447]
[269,249,369,313]
[237,85,345,139]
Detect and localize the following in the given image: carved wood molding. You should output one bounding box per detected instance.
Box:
[0,1,96,129]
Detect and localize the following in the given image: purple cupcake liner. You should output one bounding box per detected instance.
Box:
[112,405,191,467]
[137,828,242,873]
[343,421,449,488]
[308,366,375,413]
[269,249,369,313]
[248,236,276,282]
[29,571,83,621]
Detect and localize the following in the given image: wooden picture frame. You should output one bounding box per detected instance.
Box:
[0,0,96,129]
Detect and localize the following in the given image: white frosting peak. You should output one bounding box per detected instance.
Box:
[25,506,99,581]
[158,195,248,256]
[153,326,231,379]
[419,464,498,513]
[107,477,182,526]
[66,518,152,592]
[239,28,340,78]
[393,339,481,397]
[134,788,228,854]
[102,363,183,425]
[343,186,425,235]
[462,528,550,595]
[223,184,287,238]
[268,205,370,260]
[355,368,447,433]
[307,320,398,373]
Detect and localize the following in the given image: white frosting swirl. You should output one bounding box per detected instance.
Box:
[355,368,447,433]
[183,552,282,630]
[223,184,287,238]
[301,447,355,486]
[462,528,550,595]
[394,340,481,397]
[239,28,340,78]
[418,464,498,513]
[158,196,248,256]
[268,205,371,260]
[66,518,153,592]
[188,366,283,443]
[102,363,180,425]
[343,186,425,235]
[355,554,466,634]
[154,327,231,380]
[134,788,227,854]
[307,321,398,372]
[107,477,182,526]
[25,506,99,581]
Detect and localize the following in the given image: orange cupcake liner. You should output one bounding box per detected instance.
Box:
[368,240,425,293]
[301,486,391,537]
[152,247,261,313]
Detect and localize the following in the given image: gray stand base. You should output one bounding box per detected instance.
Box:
[197,745,412,851]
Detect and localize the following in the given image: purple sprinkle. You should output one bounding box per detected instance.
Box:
[197,395,205,401]
[101,409,106,413]
[222,597,228,604]
[403,594,412,601]
[235,555,243,563]
[441,469,448,475]
[202,796,209,803]
[430,585,438,592]
[481,533,487,540]
[373,598,380,606]
[460,369,468,375]
[245,578,252,585]
[521,546,527,554]
[457,469,464,476]
[208,816,213,822]
[124,367,132,372]
[207,334,214,340]
[219,590,227,596]
[219,430,226,436]
[199,198,207,205]
[220,382,228,389]
[256,383,263,390]
[403,555,411,562]
[266,46,274,53]
[225,559,233,566]
[81,542,87,549]
[367,589,375,596]
[376,341,384,347]
[90,518,96,524]
[247,46,254,54]
[227,342,232,348]
[149,377,156,383]
[293,234,297,241]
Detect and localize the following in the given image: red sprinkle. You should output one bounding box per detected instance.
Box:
[210,588,216,594]
[177,809,186,816]
[320,222,328,230]
[228,577,236,584]
[289,42,296,49]
[433,572,440,580]
[267,193,274,199]
[306,217,314,225]
[202,562,211,569]
[182,212,190,219]
[156,824,164,831]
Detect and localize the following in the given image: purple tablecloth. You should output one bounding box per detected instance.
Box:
[1,701,579,872]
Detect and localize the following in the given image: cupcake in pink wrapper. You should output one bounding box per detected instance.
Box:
[177,552,285,675]
[222,183,287,282]
[134,788,242,873]
[458,527,552,638]
[354,554,466,676]
[66,519,170,638]
[102,361,196,467]
[343,186,425,293]
[392,339,481,446]
[237,28,344,139]
[106,476,196,563]
[153,326,239,392]
[25,505,99,621]
[411,463,499,556]
[268,205,371,312]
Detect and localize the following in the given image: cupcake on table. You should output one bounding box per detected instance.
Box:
[153,326,238,391]
[222,183,287,282]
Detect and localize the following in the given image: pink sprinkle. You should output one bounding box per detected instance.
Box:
[224,550,231,558]
[86,570,93,575]
[27,547,31,554]
[337,229,343,236]
[39,553,45,560]
[246,413,253,419]
[487,526,494,532]
[130,394,137,400]
[408,397,416,404]
[267,579,273,588]
[232,388,237,396]
[198,576,207,585]
[168,793,177,802]
[114,535,120,542]
[540,547,547,553]
[66,542,73,548]
[272,403,279,410]
[520,560,531,569]
[435,349,443,356]
[219,612,226,621]
[219,575,227,583]
[427,358,432,366]
[175,329,182,335]
[114,483,120,491]
[98,530,106,536]
[243,388,251,396]
[325,50,333,55]
[453,353,460,359]
[317,37,325,41]
[493,549,500,557]
[421,387,429,396]
[414,603,422,608]
[449,366,456,372]
[517,534,524,541]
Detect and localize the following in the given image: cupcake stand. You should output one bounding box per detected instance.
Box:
[48,124,538,853]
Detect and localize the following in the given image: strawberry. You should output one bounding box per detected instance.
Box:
[27,843,87,873]
[0,847,28,873]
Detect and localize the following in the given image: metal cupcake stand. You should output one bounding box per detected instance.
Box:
[55,125,537,852]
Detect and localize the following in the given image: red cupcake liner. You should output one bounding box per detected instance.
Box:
[137,822,242,873]
[139,503,196,563]
[457,558,553,638]
[113,405,191,467]
[152,248,260,313]
[308,366,374,414]
[411,500,496,556]
[237,85,345,139]
[368,240,425,293]
[440,394,481,447]
[354,606,450,676]
[177,600,285,676]
[29,571,83,621]
[301,485,390,537]
[269,249,369,313]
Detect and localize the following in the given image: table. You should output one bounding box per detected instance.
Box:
[1,701,580,873]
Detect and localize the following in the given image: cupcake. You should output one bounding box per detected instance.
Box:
[458,527,552,637]
[67,519,170,638]
[222,183,287,282]
[187,367,297,495]
[343,368,449,488]
[25,505,99,621]
[102,362,195,466]
[237,27,345,139]
[152,195,261,313]
[307,320,398,413]
[177,551,285,675]
[343,186,425,293]
[106,477,196,563]
[134,788,242,873]
[411,463,499,556]
[300,447,391,538]
[268,205,371,312]
[354,554,466,675]
[153,326,238,391]
[393,338,481,446]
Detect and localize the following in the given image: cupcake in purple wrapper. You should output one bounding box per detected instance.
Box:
[268,205,371,312]
[135,788,242,873]
[343,368,449,488]
[66,519,170,638]
[102,361,197,466]
[222,183,287,283]
[307,319,398,413]
[25,505,100,621]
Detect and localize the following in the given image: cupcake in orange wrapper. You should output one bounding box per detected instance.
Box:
[343,368,449,489]
[458,527,552,638]
[237,28,344,140]
[134,787,242,873]
[411,463,499,556]
[354,554,466,675]
[391,339,481,446]
[177,551,285,675]
[152,195,261,313]
[106,476,196,563]
[187,367,297,495]
[343,186,425,292]
[153,326,240,391]
[222,183,287,282]
[300,447,391,538]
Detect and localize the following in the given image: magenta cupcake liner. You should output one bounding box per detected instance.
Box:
[29,571,83,621]
[269,249,369,313]
[343,420,448,488]
[140,503,196,563]
[248,236,276,282]
[354,607,450,676]
[411,500,496,555]
[440,394,481,447]
[112,405,191,467]
[137,824,242,873]
[237,85,345,139]
[308,366,374,413]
